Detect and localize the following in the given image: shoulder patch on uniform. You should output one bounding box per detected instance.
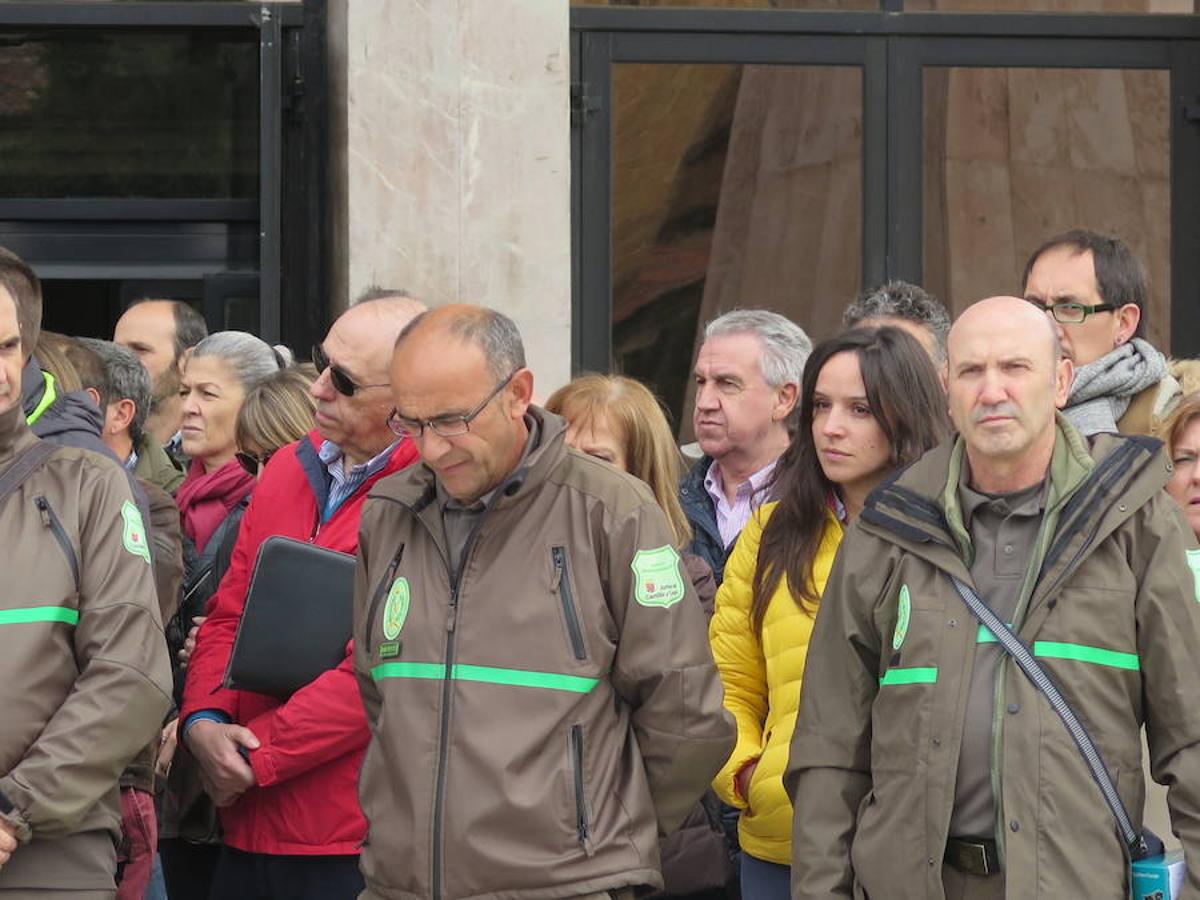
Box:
[121,500,151,565]
[1186,549,1200,604]
[382,577,411,640]
[631,545,685,609]
[893,584,911,650]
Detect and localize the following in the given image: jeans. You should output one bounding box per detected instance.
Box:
[739,853,791,900]
[143,853,168,900]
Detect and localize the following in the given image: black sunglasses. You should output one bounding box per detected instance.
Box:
[312,344,390,397]
[235,450,274,477]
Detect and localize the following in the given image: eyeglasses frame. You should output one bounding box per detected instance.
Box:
[1028,299,1118,325]
[388,368,520,439]
[235,449,274,476]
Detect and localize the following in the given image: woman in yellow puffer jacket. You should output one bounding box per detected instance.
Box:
[710,326,950,898]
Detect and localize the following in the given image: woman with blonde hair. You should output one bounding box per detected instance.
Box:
[1163,391,1200,540]
[545,373,698,573]
[234,366,317,477]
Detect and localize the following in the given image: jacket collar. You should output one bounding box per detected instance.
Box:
[862,414,1166,576]
[369,406,567,513]
[679,454,721,544]
[295,429,417,513]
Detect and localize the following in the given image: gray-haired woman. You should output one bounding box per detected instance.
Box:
[162,330,286,900]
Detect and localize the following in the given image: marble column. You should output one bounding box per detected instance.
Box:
[327,0,572,392]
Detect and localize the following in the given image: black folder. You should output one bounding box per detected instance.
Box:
[223,535,356,699]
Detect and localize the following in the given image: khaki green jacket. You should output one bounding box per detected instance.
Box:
[133,432,185,495]
[353,408,734,900]
[0,407,173,892]
[786,418,1200,900]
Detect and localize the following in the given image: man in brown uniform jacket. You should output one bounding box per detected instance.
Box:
[353,305,734,900]
[0,271,173,896]
[787,296,1200,899]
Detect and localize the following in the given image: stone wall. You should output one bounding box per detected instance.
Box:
[327,0,571,394]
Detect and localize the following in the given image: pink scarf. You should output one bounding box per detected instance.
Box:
[176,458,255,553]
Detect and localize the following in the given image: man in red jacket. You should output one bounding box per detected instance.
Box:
[180,293,424,899]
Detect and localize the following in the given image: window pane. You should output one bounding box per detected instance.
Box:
[612,63,863,437]
[923,67,1170,348]
[0,31,258,198]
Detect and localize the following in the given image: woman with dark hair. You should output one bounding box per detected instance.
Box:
[709,327,950,898]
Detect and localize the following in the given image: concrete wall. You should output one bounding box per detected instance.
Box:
[327,0,572,394]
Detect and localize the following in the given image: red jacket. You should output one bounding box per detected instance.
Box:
[180,431,418,855]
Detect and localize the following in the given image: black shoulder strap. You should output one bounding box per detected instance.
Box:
[0,440,57,508]
[946,574,1150,861]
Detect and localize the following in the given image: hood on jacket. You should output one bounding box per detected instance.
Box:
[22,355,120,465]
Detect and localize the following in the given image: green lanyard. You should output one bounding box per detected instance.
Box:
[24,370,57,427]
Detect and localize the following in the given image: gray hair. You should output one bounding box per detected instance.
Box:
[843,281,951,363]
[703,309,812,390]
[188,331,283,394]
[398,307,526,381]
[77,338,152,449]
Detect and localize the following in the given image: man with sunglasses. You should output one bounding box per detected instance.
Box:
[1022,229,1196,436]
[179,292,424,900]
[352,304,733,900]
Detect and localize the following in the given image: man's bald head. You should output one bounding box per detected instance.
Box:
[944,295,1074,493]
[395,304,526,381]
[310,294,427,466]
[948,296,1061,370]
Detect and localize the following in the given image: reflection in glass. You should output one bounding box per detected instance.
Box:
[0,31,258,198]
[905,0,1192,14]
[612,63,862,437]
[922,67,1169,348]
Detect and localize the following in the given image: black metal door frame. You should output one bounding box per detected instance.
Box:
[572,8,1200,369]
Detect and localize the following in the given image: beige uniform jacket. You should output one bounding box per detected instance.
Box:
[0,407,172,893]
[352,408,734,900]
[786,420,1200,900]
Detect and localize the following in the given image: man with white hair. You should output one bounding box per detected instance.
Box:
[680,309,811,583]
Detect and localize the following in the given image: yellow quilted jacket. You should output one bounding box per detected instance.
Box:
[709,501,843,865]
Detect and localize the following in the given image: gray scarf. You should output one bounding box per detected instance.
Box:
[1063,338,1166,436]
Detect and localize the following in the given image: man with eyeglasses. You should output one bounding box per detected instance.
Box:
[179,291,424,900]
[352,304,734,900]
[1022,229,1197,436]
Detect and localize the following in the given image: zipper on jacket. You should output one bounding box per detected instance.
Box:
[570,724,594,855]
[552,546,587,661]
[431,491,505,900]
[35,496,78,588]
[364,544,405,654]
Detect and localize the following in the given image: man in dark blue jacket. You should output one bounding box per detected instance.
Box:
[681,309,809,584]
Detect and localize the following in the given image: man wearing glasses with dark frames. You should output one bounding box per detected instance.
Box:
[352,304,733,900]
[1022,229,1195,436]
[180,292,425,900]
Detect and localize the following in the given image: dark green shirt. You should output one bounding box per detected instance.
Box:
[950,462,1047,840]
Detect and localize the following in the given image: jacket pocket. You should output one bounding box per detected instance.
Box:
[36,495,78,589]
[552,546,587,661]
[364,543,405,655]
[569,724,595,856]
